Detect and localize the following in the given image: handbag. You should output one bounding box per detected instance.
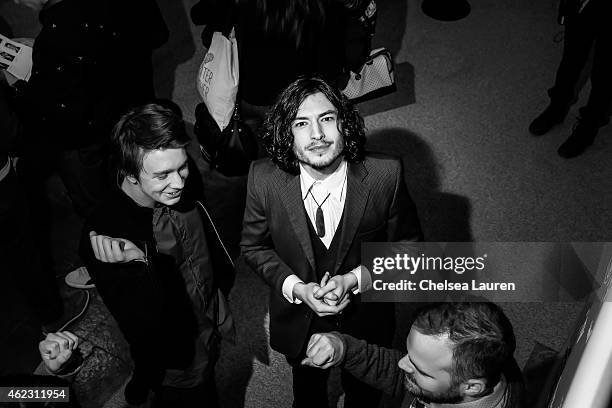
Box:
[194,101,258,177]
[341,47,396,103]
[196,28,239,131]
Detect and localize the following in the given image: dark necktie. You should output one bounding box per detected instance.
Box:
[308,189,331,237]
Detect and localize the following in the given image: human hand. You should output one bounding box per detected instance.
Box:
[300,333,345,369]
[89,231,145,263]
[39,331,79,373]
[314,273,357,306]
[293,282,350,317]
[314,272,339,305]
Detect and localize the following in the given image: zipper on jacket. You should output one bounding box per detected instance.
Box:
[197,201,234,267]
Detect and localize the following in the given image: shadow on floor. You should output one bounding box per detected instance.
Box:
[366,127,473,242]
[355,62,416,117]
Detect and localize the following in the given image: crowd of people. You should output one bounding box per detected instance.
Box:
[3,0,608,407]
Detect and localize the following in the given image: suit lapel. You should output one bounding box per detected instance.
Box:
[277,170,316,272]
[334,161,369,274]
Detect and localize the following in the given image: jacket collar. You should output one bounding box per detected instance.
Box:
[277,160,369,274]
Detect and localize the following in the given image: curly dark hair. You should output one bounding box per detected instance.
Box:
[260,76,366,174]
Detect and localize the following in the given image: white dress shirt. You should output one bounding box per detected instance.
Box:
[281,160,365,303]
[301,159,348,248]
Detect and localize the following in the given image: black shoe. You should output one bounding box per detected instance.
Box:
[41,290,90,335]
[529,103,569,136]
[557,119,598,158]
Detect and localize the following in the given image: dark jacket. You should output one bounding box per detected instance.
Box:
[80,168,234,388]
[241,155,422,357]
[17,0,168,149]
[338,333,524,408]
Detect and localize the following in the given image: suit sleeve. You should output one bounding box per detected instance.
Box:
[338,332,406,398]
[240,163,296,295]
[387,159,423,242]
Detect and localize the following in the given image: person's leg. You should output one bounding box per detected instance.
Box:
[558,0,612,157]
[288,358,331,408]
[579,0,612,126]
[549,9,597,106]
[152,376,218,408]
[286,316,340,408]
[340,303,395,408]
[530,7,597,135]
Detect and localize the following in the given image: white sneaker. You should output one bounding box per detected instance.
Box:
[65,266,95,289]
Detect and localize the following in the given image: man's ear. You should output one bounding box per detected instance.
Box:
[126,174,139,185]
[461,378,487,398]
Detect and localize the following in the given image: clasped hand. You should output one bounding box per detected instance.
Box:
[293,272,356,317]
[314,272,357,306]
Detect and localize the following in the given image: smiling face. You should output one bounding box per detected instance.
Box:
[291,92,344,178]
[128,147,189,207]
[398,328,463,404]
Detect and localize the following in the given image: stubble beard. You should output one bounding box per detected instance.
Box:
[294,139,344,171]
[404,374,463,405]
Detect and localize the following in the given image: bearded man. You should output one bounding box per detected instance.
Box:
[302,302,525,408]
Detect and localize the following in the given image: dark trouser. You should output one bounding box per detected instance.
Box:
[549,0,612,125]
[152,374,219,408]
[0,163,63,323]
[17,142,109,274]
[289,359,383,408]
[287,304,394,408]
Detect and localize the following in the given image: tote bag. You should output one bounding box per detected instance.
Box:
[341,47,396,103]
[197,28,239,131]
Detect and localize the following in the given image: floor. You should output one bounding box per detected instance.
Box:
[1,0,611,407]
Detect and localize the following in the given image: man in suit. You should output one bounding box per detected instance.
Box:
[241,77,422,408]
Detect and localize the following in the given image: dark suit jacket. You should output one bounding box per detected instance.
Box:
[240,154,422,358]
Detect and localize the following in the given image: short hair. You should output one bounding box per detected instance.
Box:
[412,302,516,389]
[111,103,190,180]
[261,76,366,174]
